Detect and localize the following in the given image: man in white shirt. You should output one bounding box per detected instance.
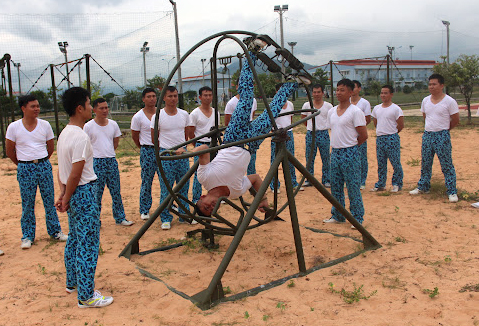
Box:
[187,86,220,204]
[56,87,113,308]
[270,82,302,193]
[301,84,333,187]
[323,79,368,227]
[192,52,299,216]
[225,79,258,175]
[370,85,404,192]
[410,74,459,202]
[351,80,371,189]
[150,86,190,230]
[6,94,67,249]
[131,88,158,221]
[84,98,133,226]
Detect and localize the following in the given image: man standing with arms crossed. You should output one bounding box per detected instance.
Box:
[56,87,113,308]
[131,88,158,221]
[225,78,258,175]
[301,84,333,187]
[370,85,404,192]
[351,80,371,190]
[84,98,134,226]
[409,74,459,202]
[323,79,368,228]
[6,94,67,249]
[150,86,190,230]
[187,86,220,204]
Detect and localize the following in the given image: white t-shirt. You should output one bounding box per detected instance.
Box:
[225,96,257,121]
[6,118,54,161]
[371,103,404,136]
[150,108,189,149]
[353,97,372,117]
[197,146,252,199]
[131,109,154,146]
[421,95,459,132]
[302,101,333,131]
[57,125,97,186]
[188,107,220,142]
[275,101,294,129]
[83,119,122,158]
[328,104,366,149]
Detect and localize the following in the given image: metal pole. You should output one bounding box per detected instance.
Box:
[201,58,206,86]
[85,54,91,95]
[143,50,147,88]
[14,62,21,95]
[279,10,285,81]
[50,64,60,138]
[329,60,334,106]
[64,52,70,89]
[169,1,183,95]
[78,60,82,86]
[5,54,15,122]
[386,54,390,84]
[442,21,450,65]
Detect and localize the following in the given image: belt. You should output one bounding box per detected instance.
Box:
[18,157,48,164]
[197,141,210,145]
[235,143,252,154]
[141,145,154,148]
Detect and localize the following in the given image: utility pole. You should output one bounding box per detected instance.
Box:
[409,45,414,60]
[78,60,82,86]
[140,41,149,88]
[274,4,288,81]
[288,41,297,55]
[442,20,450,65]
[13,62,21,95]
[169,0,183,98]
[58,42,70,89]
[201,58,206,86]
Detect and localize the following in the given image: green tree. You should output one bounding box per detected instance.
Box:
[122,89,142,111]
[30,90,53,112]
[364,80,382,103]
[312,68,329,86]
[434,54,479,123]
[103,92,116,102]
[254,73,279,98]
[145,75,166,92]
[403,85,413,94]
[82,81,102,101]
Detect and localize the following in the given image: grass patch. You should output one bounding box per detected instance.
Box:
[459,283,479,293]
[423,287,439,298]
[382,276,407,290]
[329,282,377,304]
[406,157,421,167]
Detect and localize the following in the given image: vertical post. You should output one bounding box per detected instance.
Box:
[0,99,5,158]
[386,54,390,84]
[85,54,91,95]
[5,54,15,123]
[78,61,82,86]
[14,63,21,95]
[201,58,206,86]
[64,52,71,89]
[50,64,60,138]
[169,1,183,95]
[329,60,334,106]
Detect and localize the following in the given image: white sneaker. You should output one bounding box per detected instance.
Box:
[448,194,458,203]
[119,220,134,226]
[323,217,342,223]
[0,249,4,256]
[271,189,280,194]
[324,183,331,188]
[161,222,171,230]
[370,187,385,192]
[66,286,76,294]
[360,185,366,190]
[471,202,479,208]
[390,185,400,193]
[304,180,312,187]
[351,225,357,229]
[294,186,305,191]
[78,290,114,308]
[52,231,68,241]
[140,213,150,220]
[21,239,32,249]
[409,188,429,195]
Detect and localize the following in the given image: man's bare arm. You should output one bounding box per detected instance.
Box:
[356,125,368,145]
[191,144,210,165]
[113,137,120,150]
[450,113,459,130]
[131,130,141,148]
[6,139,18,165]
[224,114,232,126]
[46,139,54,158]
[397,116,404,133]
[372,117,377,128]
[365,115,371,125]
[247,174,268,212]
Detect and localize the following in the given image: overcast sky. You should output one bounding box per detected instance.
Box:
[1,0,478,92]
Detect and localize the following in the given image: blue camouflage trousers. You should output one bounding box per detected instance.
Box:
[223,52,298,151]
[64,182,100,301]
[330,145,364,223]
[270,130,298,190]
[159,148,190,223]
[93,157,126,223]
[358,141,368,186]
[305,129,331,184]
[417,130,457,195]
[375,133,403,189]
[247,152,257,175]
[139,146,160,215]
[17,159,62,241]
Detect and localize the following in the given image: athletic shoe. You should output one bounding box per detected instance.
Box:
[390,185,401,193]
[360,185,366,190]
[304,180,312,187]
[324,183,331,188]
[161,222,171,230]
[448,194,458,203]
[0,249,4,256]
[52,232,68,241]
[118,220,134,226]
[271,189,281,194]
[243,37,268,53]
[370,187,385,192]
[21,239,32,249]
[140,213,150,220]
[287,73,312,85]
[409,188,429,195]
[171,205,179,213]
[78,290,113,308]
[471,202,479,208]
[323,217,343,224]
[66,286,76,294]
[294,186,305,191]
[191,219,198,225]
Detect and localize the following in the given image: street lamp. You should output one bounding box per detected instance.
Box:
[58,41,70,89]
[201,58,207,86]
[409,45,414,60]
[13,62,21,95]
[274,4,288,80]
[140,41,150,88]
[162,56,176,75]
[288,41,297,55]
[442,20,450,65]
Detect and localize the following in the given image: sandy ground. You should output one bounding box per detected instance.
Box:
[1,121,479,326]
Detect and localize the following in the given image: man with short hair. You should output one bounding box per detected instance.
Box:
[131,88,158,220]
[323,79,368,228]
[84,98,133,226]
[56,87,113,308]
[6,94,67,249]
[351,80,371,189]
[301,84,333,187]
[370,85,404,192]
[410,74,459,202]
[193,52,299,217]
[187,86,220,204]
[225,78,258,175]
[150,86,190,230]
